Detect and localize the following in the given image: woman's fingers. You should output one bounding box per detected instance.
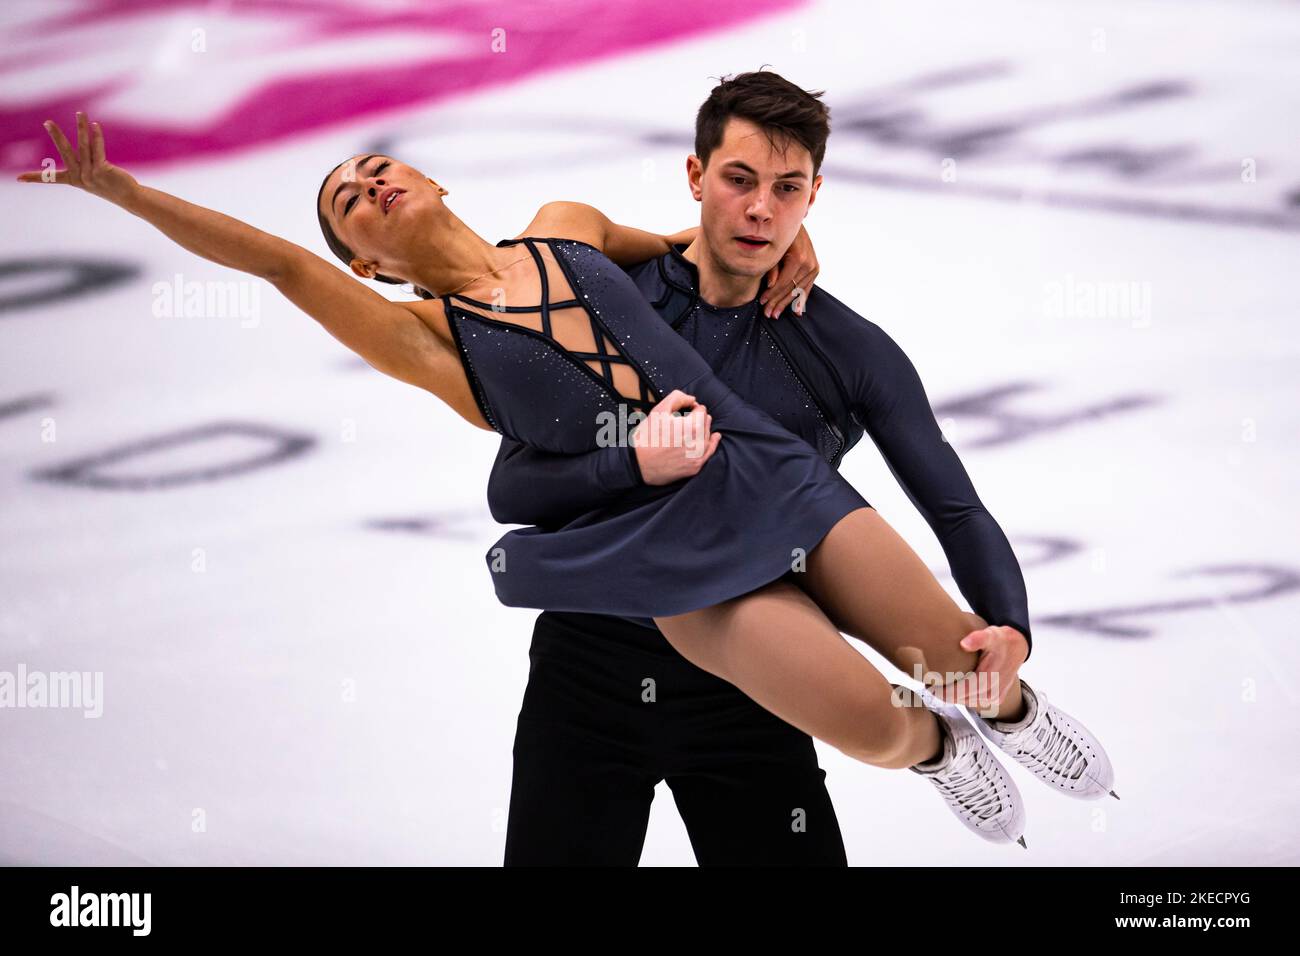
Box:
[788,284,806,317]
[768,294,787,319]
[91,120,106,166]
[763,260,819,318]
[15,169,69,184]
[779,269,815,317]
[762,268,785,315]
[799,263,819,312]
[36,115,103,185]
[77,111,91,169]
[766,283,793,319]
[765,272,800,318]
[43,120,77,173]
[763,247,815,316]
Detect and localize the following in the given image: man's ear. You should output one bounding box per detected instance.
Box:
[686,155,703,201]
[349,257,378,280]
[806,173,822,213]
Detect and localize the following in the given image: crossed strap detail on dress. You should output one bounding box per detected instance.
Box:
[441,238,661,413]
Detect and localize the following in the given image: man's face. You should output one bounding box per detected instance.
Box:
[687,116,822,279]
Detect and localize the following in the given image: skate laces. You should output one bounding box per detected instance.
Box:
[1014,706,1086,783]
[932,738,1005,821]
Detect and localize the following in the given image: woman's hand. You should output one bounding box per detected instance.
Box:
[631,389,722,485]
[930,625,1030,717]
[16,111,139,207]
[760,223,819,319]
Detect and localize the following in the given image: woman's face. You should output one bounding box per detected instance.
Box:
[319,153,443,278]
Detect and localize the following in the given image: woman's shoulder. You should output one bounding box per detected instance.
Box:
[510,201,606,249]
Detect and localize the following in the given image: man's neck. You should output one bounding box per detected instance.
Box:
[680,237,763,309]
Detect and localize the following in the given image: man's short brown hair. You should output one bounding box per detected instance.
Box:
[694,67,831,177]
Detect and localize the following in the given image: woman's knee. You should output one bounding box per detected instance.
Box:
[833,687,918,765]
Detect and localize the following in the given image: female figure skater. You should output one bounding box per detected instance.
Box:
[21,114,1116,847]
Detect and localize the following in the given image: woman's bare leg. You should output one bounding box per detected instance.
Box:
[654,505,1028,770]
[797,506,1025,722]
[655,579,946,769]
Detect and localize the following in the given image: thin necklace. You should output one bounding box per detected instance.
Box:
[432,254,536,298]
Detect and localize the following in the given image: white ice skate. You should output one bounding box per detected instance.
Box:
[965,678,1119,801]
[907,686,1027,848]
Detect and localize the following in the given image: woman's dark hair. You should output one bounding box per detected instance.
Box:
[315,160,436,300]
[694,67,831,178]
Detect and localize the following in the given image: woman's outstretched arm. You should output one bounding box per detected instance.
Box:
[19,113,480,424]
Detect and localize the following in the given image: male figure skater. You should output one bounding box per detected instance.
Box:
[490,69,1033,865]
